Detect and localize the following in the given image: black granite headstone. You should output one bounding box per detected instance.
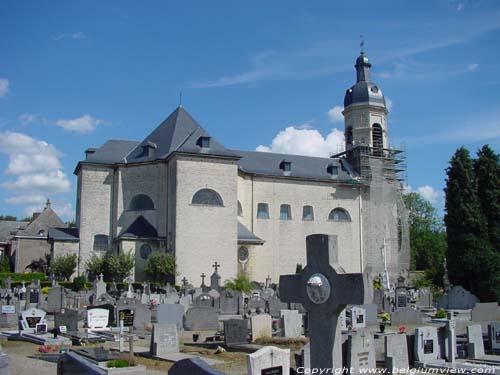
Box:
[223,319,247,345]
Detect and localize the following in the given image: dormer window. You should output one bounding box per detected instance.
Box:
[197,136,211,149]
[327,164,339,177]
[137,142,157,158]
[279,160,292,173]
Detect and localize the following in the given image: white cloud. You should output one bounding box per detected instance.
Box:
[468,63,478,71]
[417,185,442,204]
[0,78,9,97]
[56,114,103,134]
[0,132,71,198]
[55,32,87,41]
[5,195,46,205]
[327,106,344,123]
[18,113,47,126]
[256,125,345,157]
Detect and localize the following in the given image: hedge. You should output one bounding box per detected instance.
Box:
[0,272,46,286]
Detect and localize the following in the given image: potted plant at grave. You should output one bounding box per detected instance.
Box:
[379,312,390,333]
[192,323,200,342]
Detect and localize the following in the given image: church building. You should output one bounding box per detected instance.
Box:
[65,52,410,285]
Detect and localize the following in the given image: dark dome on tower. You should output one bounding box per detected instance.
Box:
[344,53,387,109]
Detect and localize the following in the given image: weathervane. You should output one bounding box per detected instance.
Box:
[360,34,365,54]
[179,91,183,107]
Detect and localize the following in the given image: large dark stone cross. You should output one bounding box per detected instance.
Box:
[279,234,371,371]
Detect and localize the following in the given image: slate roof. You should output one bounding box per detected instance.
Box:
[77,106,359,182]
[17,206,66,237]
[238,222,264,245]
[47,227,79,242]
[233,149,358,181]
[119,216,159,239]
[0,220,25,244]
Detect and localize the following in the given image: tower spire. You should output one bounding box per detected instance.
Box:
[360,34,365,55]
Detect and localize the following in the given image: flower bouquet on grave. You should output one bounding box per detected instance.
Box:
[378,312,391,333]
[397,325,406,334]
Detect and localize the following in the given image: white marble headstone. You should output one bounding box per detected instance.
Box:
[87,308,109,330]
[247,346,290,375]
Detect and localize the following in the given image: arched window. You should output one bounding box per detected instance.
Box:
[237,201,243,217]
[302,205,314,221]
[346,127,353,150]
[129,194,155,211]
[93,234,109,252]
[280,204,292,220]
[372,124,383,156]
[257,203,269,219]
[191,189,223,206]
[328,208,351,222]
[139,244,152,260]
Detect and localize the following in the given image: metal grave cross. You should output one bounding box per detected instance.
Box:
[279,234,371,371]
[200,273,206,287]
[212,262,220,273]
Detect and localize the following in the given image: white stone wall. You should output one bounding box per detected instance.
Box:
[77,166,114,272]
[344,105,387,148]
[114,163,167,237]
[174,156,238,285]
[237,175,362,282]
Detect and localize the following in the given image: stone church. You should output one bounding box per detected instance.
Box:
[58,52,410,285]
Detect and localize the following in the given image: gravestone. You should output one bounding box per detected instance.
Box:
[395,289,408,309]
[351,306,366,329]
[417,288,433,307]
[47,286,65,313]
[437,285,479,310]
[300,343,311,372]
[247,346,290,375]
[280,310,302,338]
[179,295,193,313]
[86,308,109,330]
[55,308,78,332]
[19,308,46,331]
[340,309,347,331]
[185,306,219,331]
[94,274,107,300]
[471,303,500,322]
[361,304,378,326]
[385,333,409,373]
[346,328,376,373]
[467,324,485,359]
[89,303,116,326]
[414,326,440,364]
[117,308,134,327]
[169,357,227,375]
[248,295,266,312]
[219,290,240,315]
[267,296,288,318]
[132,303,151,330]
[26,284,40,307]
[223,319,248,346]
[444,316,456,363]
[194,294,214,308]
[279,234,370,371]
[251,314,272,342]
[210,271,221,292]
[391,307,423,326]
[488,322,500,354]
[157,304,184,331]
[150,323,179,356]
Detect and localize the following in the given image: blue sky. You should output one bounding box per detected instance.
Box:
[0,0,499,221]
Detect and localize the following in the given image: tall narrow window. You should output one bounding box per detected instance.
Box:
[257,203,269,219]
[93,234,109,252]
[237,201,243,217]
[280,204,292,220]
[302,206,314,221]
[372,124,383,156]
[328,208,351,222]
[346,127,353,150]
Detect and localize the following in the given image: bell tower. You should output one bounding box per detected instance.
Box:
[343,51,388,156]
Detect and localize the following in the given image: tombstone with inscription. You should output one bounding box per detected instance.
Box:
[467,324,485,359]
[19,308,46,331]
[150,323,179,356]
[86,308,109,330]
[385,333,409,373]
[117,308,134,327]
[194,293,214,308]
[224,319,248,346]
[247,346,290,375]
[395,289,408,309]
[280,309,302,338]
[26,282,40,308]
[251,314,272,342]
[414,326,441,364]
[279,234,370,371]
[184,306,219,331]
[89,303,116,326]
[247,295,266,313]
[346,328,376,373]
[219,290,240,315]
[55,308,78,332]
[47,286,65,313]
[132,303,151,330]
[488,322,500,354]
[350,306,366,329]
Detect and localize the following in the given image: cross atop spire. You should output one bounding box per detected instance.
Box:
[360,34,365,55]
[45,198,51,209]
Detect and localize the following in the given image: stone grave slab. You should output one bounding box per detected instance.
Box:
[86,308,109,330]
[55,308,78,332]
[219,290,240,315]
[280,309,302,338]
[267,296,288,318]
[169,357,227,375]
[489,322,500,354]
[438,285,479,310]
[247,296,266,313]
[361,304,378,326]
[88,303,116,327]
[472,303,500,322]
[414,326,441,364]
[179,295,193,313]
[185,306,218,331]
[223,319,247,346]
[150,323,179,356]
[391,307,423,326]
[117,308,134,327]
[194,294,214,308]
[385,333,409,373]
[19,307,46,331]
[351,306,366,329]
[347,328,376,373]
[247,346,290,375]
[47,286,65,313]
[132,303,151,330]
[157,303,184,331]
[467,324,485,359]
[251,314,272,342]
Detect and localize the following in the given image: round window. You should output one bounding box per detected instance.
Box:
[238,247,249,263]
[139,244,152,260]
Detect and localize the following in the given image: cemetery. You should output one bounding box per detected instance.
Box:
[0,234,498,374]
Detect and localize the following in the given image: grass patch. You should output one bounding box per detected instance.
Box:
[106,358,135,368]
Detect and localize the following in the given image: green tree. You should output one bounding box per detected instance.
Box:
[403,192,446,285]
[224,275,252,294]
[444,147,490,297]
[0,254,11,272]
[51,254,77,281]
[144,252,177,283]
[85,254,107,281]
[107,251,135,282]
